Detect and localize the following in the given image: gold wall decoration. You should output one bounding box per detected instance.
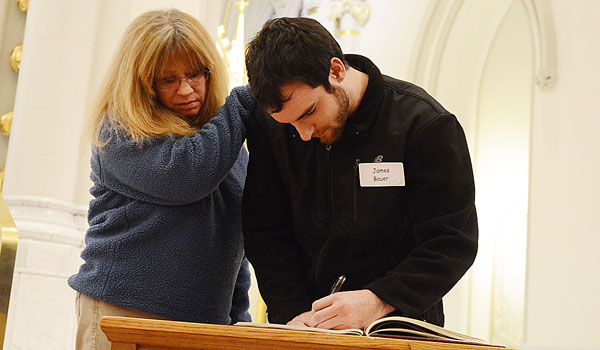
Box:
[306,6,318,16]
[349,0,370,26]
[216,0,249,89]
[326,0,371,37]
[338,29,361,36]
[10,44,22,72]
[15,0,28,12]
[1,112,13,136]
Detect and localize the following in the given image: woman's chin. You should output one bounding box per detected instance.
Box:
[175,106,201,118]
[181,110,200,118]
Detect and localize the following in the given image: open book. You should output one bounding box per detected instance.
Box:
[236,316,498,347]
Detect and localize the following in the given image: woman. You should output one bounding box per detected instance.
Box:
[68,9,255,350]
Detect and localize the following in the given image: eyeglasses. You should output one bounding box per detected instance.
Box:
[155,68,210,92]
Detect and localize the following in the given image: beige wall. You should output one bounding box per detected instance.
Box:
[356,1,600,348]
[526,0,600,347]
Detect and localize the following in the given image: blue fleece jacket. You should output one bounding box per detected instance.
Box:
[68,86,255,324]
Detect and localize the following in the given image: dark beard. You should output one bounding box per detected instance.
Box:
[320,85,350,144]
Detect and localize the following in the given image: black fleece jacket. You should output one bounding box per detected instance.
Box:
[243,55,478,326]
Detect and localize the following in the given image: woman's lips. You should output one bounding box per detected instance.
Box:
[177,101,200,110]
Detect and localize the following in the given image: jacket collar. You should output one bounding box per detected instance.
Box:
[341,54,385,135]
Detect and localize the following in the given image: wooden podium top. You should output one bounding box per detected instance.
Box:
[100,316,513,350]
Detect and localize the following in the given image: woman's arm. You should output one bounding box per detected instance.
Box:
[95,86,255,205]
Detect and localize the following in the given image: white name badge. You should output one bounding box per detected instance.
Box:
[358,162,405,187]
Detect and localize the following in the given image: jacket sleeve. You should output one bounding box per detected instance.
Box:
[242,115,314,324]
[95,86,255,206]
[229,257,252,324]
[365,114,478,319]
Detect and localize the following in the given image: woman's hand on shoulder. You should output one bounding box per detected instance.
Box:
[228,85,256,112]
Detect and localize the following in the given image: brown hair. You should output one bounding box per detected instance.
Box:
[245,17,345,113]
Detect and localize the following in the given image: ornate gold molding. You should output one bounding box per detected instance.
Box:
[1,112,13,136]
[15,0,28,12]
[349,0,370,26]
[216,0,248,88]
[10,44,22,72]
[326,0,371,37]
[306,7,318,16]
[338,29,361,36]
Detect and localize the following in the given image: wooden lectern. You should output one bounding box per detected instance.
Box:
[101,316,514,350]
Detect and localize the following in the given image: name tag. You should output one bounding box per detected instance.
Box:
[358,162,405,187]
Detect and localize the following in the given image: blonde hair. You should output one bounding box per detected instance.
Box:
[91,8,228,146]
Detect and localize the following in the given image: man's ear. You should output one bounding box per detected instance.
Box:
[329,57,346,83]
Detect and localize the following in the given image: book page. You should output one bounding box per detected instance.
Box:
[364,316,486,343]
[367,327,448,340]
[234,322,364,336]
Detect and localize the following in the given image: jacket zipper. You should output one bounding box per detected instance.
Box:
[314,144,334,293]
[327,144,334,230]
[353,158,360,221]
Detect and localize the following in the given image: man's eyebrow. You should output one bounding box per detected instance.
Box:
[294,102,316,122]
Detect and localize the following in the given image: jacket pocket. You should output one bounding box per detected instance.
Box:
[341,184,406,239]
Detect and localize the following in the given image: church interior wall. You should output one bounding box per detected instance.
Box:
[0,1,597,349]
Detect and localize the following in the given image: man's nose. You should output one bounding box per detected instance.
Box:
[293,122,315,141]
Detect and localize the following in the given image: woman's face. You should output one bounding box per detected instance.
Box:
[154,59,208,118]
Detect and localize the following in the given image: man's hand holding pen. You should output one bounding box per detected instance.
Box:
[308,289,395,330]
[286,275,346,327]
[286,275,395,330]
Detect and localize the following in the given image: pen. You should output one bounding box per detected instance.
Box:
[330,275,346,294]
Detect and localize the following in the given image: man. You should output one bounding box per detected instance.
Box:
[243,17,478,330]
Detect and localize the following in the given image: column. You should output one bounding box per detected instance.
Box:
[2,0,101,348]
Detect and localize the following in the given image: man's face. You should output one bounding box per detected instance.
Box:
[269,82,350,145]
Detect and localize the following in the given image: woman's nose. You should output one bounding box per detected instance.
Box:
[176,79,194,95]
